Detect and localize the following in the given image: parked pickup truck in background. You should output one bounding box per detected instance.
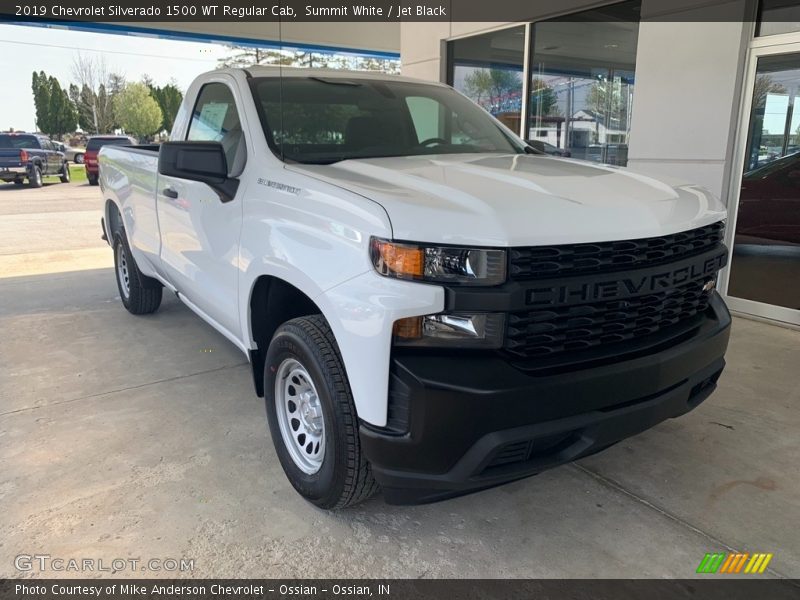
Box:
[0,133,70,187]
[99,68,731,508]
[85,135,135,185]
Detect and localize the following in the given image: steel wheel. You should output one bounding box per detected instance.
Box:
[116,242,130,299]
[274,358,325,474]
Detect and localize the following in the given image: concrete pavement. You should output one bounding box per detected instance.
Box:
[1,183,798,578]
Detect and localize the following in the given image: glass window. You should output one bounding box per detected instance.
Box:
[187,82,244,173]
[727,53,800,311]
[86,137,133,151]
[757,0,800,37]
[250,77,524,164]
[527,1,640,166]
[448,26,526,135]
[0,135,41,149]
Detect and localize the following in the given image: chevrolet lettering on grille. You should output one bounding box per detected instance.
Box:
[524,251,727,307]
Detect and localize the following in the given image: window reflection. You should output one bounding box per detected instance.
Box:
[728,53,800,310]
[527,1,640,165]
[448,26,526,134]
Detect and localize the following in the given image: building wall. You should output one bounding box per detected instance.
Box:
[626,1,750,203]
[399,0,751,203]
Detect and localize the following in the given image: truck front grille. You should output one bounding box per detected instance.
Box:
[508,221,725,280]
[503,222,727,363]
[505,277,711,359]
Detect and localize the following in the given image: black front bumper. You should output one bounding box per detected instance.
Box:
[360,293,731,505]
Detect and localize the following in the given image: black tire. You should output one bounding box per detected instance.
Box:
[28,165,42,188]
[75,153,84,165]
[113,231,162,315]
[265,315,379,509]
[60,162,71,184]
[88,173,98,186]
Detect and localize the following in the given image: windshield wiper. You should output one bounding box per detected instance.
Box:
[308,77,362,87]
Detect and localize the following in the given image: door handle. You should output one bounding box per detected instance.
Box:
[162,187,178,199]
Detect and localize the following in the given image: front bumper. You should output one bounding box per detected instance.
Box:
[360,293,731,505]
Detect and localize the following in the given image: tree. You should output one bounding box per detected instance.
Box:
[147,81,183,133]
[586,80,628,121]
[46,76,78,138]
[529,77,559,118]
[753,74,787,111]
[31,71,52,133]
[31,71,77,138]
[71,52,122,133]
[114,83,162,140]
[462,68,523,112]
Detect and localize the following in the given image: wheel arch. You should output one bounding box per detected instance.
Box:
[104,199,123,242]
[248,275,323,397]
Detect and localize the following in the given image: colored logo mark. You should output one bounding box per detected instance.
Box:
[696,552,773,574]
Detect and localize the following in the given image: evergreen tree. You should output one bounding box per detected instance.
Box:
[147,81,183,134]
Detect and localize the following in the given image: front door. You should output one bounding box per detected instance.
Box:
[726,49,800,324]
[157,78,247,340]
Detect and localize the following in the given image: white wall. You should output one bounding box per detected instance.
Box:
[627,0,750,202]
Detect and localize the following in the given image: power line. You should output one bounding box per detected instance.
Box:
[0,38,219,62]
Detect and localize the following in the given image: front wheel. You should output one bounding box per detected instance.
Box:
[113,231,162,315]
[60,162,71,183]
[265,315,378,509]
[88,173,98,186]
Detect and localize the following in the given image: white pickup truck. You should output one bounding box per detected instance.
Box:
[99,67,731,508]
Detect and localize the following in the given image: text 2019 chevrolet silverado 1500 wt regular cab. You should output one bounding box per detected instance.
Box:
[99,68,731,508]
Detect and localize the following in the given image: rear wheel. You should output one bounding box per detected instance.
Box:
[60,162,71,183]
[265,315,378,509]
[28,165,42,188]
[113,231,162,315]
[88,173,98,186]
[75,153,84,164]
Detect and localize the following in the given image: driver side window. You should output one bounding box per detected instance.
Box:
[187,82,246,176]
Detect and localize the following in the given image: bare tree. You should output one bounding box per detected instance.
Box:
[71,52,119,133]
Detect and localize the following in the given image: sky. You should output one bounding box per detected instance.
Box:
[0,23,231,132]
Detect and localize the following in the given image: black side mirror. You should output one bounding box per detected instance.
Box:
[158,141,239,202]
[524,140,546,154]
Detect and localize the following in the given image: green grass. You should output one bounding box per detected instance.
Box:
[43,163,88,184]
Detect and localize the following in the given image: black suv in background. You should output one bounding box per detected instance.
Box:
[0,133,70,187]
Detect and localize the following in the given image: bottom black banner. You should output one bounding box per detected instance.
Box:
[1,580,799,600]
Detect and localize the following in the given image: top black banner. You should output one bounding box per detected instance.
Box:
[0,0,790,23]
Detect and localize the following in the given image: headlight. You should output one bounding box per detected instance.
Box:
[370,237,506,286]
[393,313,505,349]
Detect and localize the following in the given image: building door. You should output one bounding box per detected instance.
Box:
[725,46,800,325]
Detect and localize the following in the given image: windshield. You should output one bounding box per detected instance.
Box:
[86,138,132,152]
[250,77,525,164]
[0,135,40,149]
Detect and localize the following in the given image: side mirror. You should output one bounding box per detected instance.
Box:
[158,141,239,202]
[525,140,546,154]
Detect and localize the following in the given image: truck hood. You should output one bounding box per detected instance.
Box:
[288,153,727,247]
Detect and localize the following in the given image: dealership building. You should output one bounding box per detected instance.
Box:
[12,0,800,327]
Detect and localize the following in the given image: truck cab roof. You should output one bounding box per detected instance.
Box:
[218,66,446,87]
